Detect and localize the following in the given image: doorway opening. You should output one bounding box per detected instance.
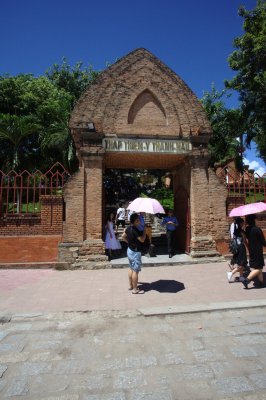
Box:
[103,168,190,258]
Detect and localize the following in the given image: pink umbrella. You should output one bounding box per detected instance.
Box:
[229,202,266,217]
[127,197,165,214]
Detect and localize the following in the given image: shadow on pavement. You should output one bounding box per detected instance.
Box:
[138,279,185,293]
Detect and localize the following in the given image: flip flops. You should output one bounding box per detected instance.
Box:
[132,288,144,294]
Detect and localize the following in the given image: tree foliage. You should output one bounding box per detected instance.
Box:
[46,58,99,106]
[0,60,98,172]
[201,86,245,169]
[0,114,41,170]
[225,0,266,162]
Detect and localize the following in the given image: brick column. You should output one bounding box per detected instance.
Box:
[190,153,218,257]
[83,149,104,240]
[73,146,108,266]
[61,168,85,243]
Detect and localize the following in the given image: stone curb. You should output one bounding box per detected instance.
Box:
[111,256,225,268]
[138,299,266,316]
[0,257,225,269]
[1,300,266,322]
[0,262,69,269]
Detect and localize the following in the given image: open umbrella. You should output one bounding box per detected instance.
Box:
[127,197,165,214]
[229,202,266,217]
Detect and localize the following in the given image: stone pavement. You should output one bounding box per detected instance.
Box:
[0,308,266,399]
[1,261,266,399]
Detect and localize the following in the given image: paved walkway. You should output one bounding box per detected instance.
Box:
[0,261,266,314]
[1,262,266,399]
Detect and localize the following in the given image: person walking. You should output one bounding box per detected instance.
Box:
[121,213,147,294]
[228,217,238,270]
[227,217,247,282]
[105,212,122,260]
[242,214,266,289]
[137,212,145,232]
[115,203,126,232]
[161,209,179,258]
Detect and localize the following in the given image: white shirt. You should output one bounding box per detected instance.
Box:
[230,222,235,239]
[127,210,133,221]
[116,207,125,220]
[230,222,242,244]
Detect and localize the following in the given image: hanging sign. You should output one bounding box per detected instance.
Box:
[103,138,192,154]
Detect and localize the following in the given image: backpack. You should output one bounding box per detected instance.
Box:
[229,237,240,255]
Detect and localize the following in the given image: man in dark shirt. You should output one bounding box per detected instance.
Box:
[122,213,147,294]
[242,214,266,288]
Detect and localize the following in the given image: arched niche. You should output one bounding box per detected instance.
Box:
[128,89,166,125]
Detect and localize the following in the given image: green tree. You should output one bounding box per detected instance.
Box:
[46,58,99,106]
[0,114,40,170]
[0,60,99,172]
[40,118,78,171]
[0,75,74,171]
[201,86,245,169]
[225,0,266,162]
[0,75,72,125]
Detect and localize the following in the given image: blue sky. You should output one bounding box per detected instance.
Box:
[1,0,264,173]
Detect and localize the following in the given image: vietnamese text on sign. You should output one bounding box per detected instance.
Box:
[103,138,192,154]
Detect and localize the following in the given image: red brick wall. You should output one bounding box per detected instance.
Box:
[0,195,63,236]
[62,168,85,242]
[0,235,62,263]
[226,195,246,216]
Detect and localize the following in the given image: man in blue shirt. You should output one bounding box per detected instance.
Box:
[161,210,179,258]
[137,212,145,232]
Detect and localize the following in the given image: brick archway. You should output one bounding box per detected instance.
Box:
[59,49,228,267]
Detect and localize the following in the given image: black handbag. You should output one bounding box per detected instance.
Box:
[140,235,150,254]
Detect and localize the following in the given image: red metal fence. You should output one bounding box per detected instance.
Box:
[216,166,266,205]
[0,163,70,216]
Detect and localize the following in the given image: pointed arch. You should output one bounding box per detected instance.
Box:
[128,89,166,125]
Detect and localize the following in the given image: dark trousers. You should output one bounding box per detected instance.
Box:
[167,230,175,255]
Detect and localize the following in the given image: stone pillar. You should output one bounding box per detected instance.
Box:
[61,168,85,243]
[58,168,85,265]
[58,146,110,269]
[70,145,109,269]
[83,150,104,240]
[189,152,218,257]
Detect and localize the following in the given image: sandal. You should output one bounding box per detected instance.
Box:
[228,262,234,271]
[132,288,144,294]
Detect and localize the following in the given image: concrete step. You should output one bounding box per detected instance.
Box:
[76,254,109,262]
[71,261,112,270]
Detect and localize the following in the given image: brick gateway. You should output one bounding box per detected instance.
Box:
[59,48,228,268]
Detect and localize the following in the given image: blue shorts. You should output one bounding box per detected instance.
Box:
[127,247,142,272]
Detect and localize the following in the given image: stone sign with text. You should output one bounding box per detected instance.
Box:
[103,138,192,154]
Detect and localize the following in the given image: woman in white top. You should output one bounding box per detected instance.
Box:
[105,212,122,260]
[115,203,126,232]
[227,217,248,282]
